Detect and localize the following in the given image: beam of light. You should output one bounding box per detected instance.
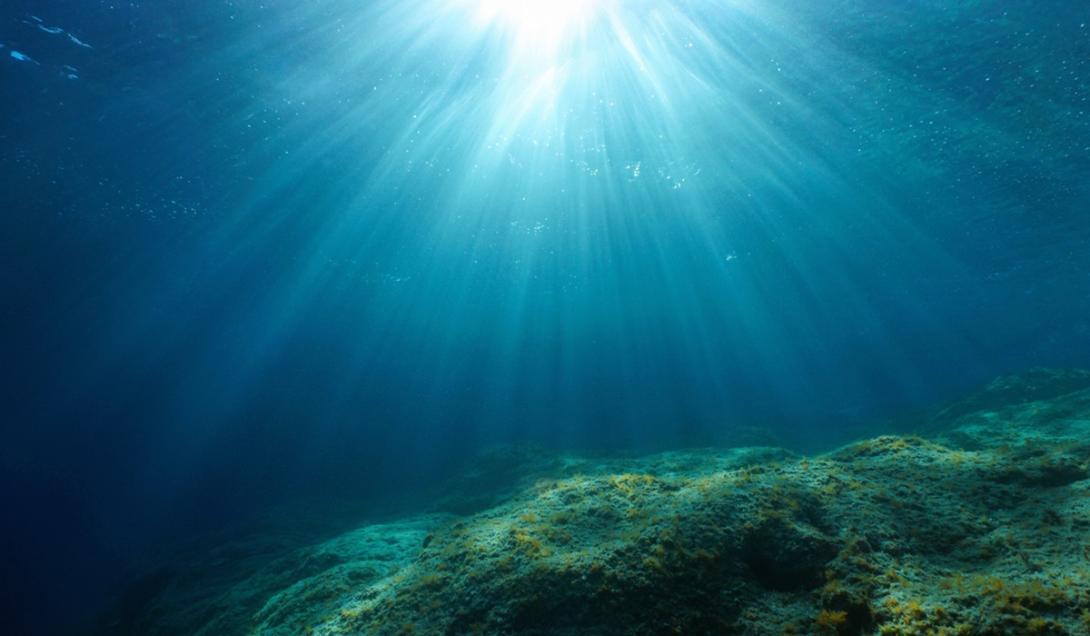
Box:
[121,0,992,447]
[470,0,601,56]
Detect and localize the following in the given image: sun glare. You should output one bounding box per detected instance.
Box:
[473,0,601,52]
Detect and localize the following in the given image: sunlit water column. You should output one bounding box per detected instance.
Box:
[183,0,973,449]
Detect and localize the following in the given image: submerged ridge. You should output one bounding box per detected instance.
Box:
[104,370,1090,635]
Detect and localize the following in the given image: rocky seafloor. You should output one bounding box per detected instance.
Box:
[105,369,1090,635]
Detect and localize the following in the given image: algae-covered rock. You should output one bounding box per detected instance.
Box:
[109,370,1090,635]
[932,368,1090,427]
[100,516,451,635]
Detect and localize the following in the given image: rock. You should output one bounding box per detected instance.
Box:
[107,370,1090,635]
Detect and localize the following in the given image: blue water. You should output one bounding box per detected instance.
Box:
[2,0,1089,632]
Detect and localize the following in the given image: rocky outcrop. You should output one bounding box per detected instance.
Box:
[109,370,1090,635]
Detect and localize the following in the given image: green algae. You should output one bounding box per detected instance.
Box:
[107,370,1090,635]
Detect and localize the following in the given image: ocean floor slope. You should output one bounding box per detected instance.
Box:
[104,370,1090,635]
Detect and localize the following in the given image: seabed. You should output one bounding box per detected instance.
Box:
[106,369,1090,635]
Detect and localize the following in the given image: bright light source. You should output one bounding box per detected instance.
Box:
[473,0,601,53]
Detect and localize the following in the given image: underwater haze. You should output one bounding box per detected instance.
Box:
[2,0,1089,633]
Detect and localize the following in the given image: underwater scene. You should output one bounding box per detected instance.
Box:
[2,0,1090,634]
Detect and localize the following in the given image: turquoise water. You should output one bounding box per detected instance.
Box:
[1,1,1088,632]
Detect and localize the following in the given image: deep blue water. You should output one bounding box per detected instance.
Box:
[2,0,1089,632]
